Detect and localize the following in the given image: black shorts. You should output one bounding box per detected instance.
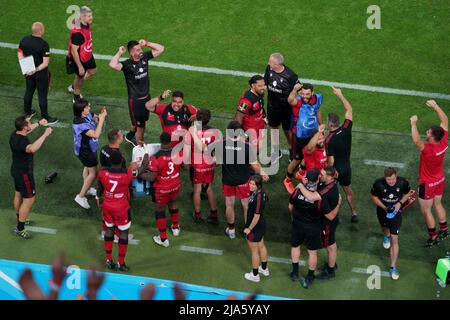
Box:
[128,96,151,128]
[267,105,292,131]
[376,209,402,235]
[12,170,36,198]
[67,56,97,77]
[336,165,351,187]
[78,151,98,168]
[246,222,266,243]
[321,217,339,247]
[292,135,311,161]
[291,221,322,250]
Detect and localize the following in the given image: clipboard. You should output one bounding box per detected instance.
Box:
[19,55,36,75]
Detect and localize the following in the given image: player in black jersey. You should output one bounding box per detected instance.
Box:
[10,116,53,239]
[370,167,411,280]
[109,39,165,145]
[243,175,269,282]
[288,168,331,289]
[298,166,342,280]
[100,129,126,168]
[325,87,358,223]
[264,53,300,162]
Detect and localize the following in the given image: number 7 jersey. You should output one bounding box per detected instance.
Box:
[97,167,136,209]
[149,149,182,191]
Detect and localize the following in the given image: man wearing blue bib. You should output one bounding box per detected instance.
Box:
[284,83,323,194]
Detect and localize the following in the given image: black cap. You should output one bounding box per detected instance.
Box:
[305,168,320,182]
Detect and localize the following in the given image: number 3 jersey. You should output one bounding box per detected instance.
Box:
[149,149,182,191]
[97,167,136,210]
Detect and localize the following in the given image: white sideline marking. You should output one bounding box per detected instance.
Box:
[268,256,306,266]
[351,267,390,278]
[96,235,140,245]
[0,270,23,292]
[364,159,405,169]
[26,226,57,235]
[1,41,449,100]
[178,245,223,255]
[48,122,69,128]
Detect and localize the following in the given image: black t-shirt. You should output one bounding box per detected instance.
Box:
[289,187,331,224]
[212,138,257,186]
[325,119,353,170]
[10,132,33,173]
[19,35,50,69]
[264,64,299,110]
[371,177,411,214]
[245,190,267,229]
[318,182,340,219]
[99,145,126,168]
[121,51,154,99]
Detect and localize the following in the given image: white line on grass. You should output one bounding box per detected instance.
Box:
[268,256,306,266]
[26,226,57,234]
[1,41,449,100]
[0,270,23,292]
[364,159,406,168]
[351,267,390,278]
[178,245,223,255]
[96,235,140,245]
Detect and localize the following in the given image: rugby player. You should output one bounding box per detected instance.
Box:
[67,7,97,102]
[234,75,267,153]
[325,87,358,222]
[297,124,327,179]
[410,100,449,247]
[109,39,165,145]
[370,167,411,279]
[284,83,323,194]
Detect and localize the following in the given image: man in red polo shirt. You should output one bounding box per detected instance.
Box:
[66,6,97,102]
[146,90,197,148]
[410,100,449,247]
[296,124,327,180]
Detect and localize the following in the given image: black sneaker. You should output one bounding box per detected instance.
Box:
[117,263,130,272]
[25,109,36,118]
[316,268,336,280]
[425,237,441,248]
[290,271,299,282]
[14,228,32,239]
[105,260,116,270]
[206,216,219,225]
[351,214,359,223]
[301,276,315,288]
[320,262,338,272]
[45,116,58,125]
[438,230,450,240]
[125,131,136,146]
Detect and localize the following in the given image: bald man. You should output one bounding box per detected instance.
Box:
[18,22,58,124]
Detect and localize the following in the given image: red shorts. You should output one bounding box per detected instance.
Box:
[222,181,250,199]
[152,186,180,205]
[418,178,445,200]
[246,128,265,149]
[192,167,215,184]
[102,204,131,230]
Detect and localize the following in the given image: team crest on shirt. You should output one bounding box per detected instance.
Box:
[239,102,249,111]
[272,81,277,87]
[396,188,400,192]
[139,68,144,72]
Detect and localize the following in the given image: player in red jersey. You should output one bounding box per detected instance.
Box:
[184,109,220,223]
[296,124,328,180]
[234,75,267,153]
[140,132,186,247]
[97,151,148,271]
[66,6,96,102]
[410,100,449,247]
[146,90,198,148]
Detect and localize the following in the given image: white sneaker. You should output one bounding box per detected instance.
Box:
[75,195,90,209]
[383,235,391,249]
[171,226,180,237]
[67,84,74,94]
[258,266,270,277]
[244,272,260,282]
[153,235,169,247]
[225,227,236,239]
[128,233,134,241]
[86,187,97,197]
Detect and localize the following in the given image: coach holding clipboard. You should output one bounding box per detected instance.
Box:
[18,22,58,125]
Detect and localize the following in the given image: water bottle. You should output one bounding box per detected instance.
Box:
[45,172,58,184]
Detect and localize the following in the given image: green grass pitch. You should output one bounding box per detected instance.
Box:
[0,0,449,299]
